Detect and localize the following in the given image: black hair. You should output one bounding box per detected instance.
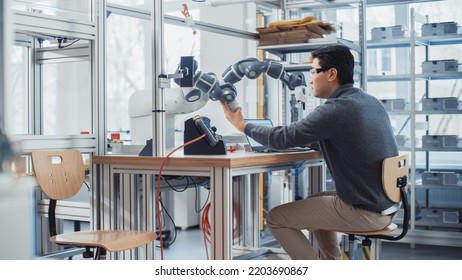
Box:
[311,45,354,85]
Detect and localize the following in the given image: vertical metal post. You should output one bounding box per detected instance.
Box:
[409,7,416,233]
[95,0,107,155]
[359,0,367,91]
[152,0,165,156]
[32,38,42,135]
[0,0,11,133]
[281,0,289,125]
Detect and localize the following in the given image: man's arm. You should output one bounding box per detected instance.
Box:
[220,101,247,133]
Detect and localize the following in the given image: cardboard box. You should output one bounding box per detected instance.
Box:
[257,20,335,46]
[257,26,321,46]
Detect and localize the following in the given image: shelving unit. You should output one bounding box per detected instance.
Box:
[366,7,462,246]
[411,11,462,236]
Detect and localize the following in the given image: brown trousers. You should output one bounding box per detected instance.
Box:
[266,191,394,260]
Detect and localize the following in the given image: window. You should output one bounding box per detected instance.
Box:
[106,7,202,144]
[6,44,30,134]
[42,59,92,135]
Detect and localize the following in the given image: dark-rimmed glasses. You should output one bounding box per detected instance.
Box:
[309,67,330,76]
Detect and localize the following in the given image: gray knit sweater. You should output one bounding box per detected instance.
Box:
[244,83,399,213]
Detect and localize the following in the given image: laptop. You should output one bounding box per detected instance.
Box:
[244,119,311,153]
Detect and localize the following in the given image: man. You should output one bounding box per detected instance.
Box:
[221,45,399,260]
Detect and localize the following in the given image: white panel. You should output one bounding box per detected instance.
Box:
[0,174,36,259]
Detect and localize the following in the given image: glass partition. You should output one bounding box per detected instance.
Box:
[106,13,151,141]
[6,45,30,135]
[42,59,91,135]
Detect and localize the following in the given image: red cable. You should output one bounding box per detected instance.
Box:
[201,200,239,260]
[156,133,206,260]
[201,202,211,259]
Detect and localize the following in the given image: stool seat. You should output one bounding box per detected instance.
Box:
[340,223,398,236]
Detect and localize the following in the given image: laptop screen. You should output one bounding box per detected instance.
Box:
[244,119,274,150]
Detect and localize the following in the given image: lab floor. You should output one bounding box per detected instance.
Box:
[157,227,462,260]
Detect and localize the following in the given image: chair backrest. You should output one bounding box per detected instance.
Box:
[31,150,85,200]
[382,154,408,203]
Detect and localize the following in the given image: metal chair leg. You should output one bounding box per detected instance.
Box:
[95,248,107,260]
[361,238,372,260]
[348,235,355,260]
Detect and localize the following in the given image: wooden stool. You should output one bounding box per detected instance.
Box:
[338,154,410,260]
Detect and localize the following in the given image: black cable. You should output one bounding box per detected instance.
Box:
[187,176,210,213]
[58,38,80,49]
[83,181,90,191]
[162,176,189,192]
[154,175,211,248]
[192,176,211,190]
[156,195,177,248]
[195,185,210,213]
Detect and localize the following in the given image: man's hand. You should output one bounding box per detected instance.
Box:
[220,102,247,133]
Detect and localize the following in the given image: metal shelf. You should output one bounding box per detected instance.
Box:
[367,37,411,49]
[416,72,462,80]
[367,74,411,82]
[415,184,462,190]
[368,72,462,82]
[365,34,462,49]
[284,0,445,10]
[415,146,462,152]
[388,108,462,115]
[257,38,360,57]
[414,220,462,229]
[386,109,411,115]
[392,228,462,247]
[416,33,462,46]
[397,146,462,152]
[394,219,462,230]
[417,109,462,115]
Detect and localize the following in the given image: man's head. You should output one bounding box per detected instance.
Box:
[309,45,355,98]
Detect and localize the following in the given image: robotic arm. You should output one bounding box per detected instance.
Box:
[170,58,239,112]
[193,71,239,112]
[189,57,307,112]
[222,57,306,91]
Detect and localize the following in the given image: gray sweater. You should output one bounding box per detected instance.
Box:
[244,83,399,213]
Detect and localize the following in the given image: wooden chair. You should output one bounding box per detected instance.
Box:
[339,154,409,260]
[31,150,157,260]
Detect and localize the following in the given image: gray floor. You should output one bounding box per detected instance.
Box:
[157,227,462,260]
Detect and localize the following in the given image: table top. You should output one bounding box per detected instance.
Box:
[92,150,322,168]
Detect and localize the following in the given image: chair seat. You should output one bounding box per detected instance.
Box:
[50,230,157,252]
[340,223,398,236]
